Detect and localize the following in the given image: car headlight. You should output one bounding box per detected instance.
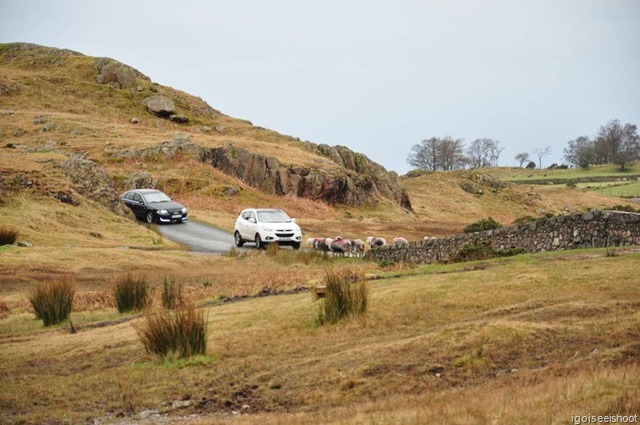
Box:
[158,209,168,215]
[181,207,187,214]
[262,226,273,232]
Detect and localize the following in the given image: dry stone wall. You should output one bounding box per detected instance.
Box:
[364,211,640,264]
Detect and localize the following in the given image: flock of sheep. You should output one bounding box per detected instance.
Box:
[305,236,411,257]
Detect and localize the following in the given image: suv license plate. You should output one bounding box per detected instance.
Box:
[279,237,292,241]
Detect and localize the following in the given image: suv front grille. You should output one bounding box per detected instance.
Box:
[276,233,294,238]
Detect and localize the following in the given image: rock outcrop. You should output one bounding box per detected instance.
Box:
[56,156,126,215]
[205,143,412,209]
[94,57,149,89]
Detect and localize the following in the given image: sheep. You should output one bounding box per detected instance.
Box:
[366,236,387,248]
[329,236,352,257]
[316,238,332,252]
[307,237,327,249]
[392,237,409,248]
[351,239,366,257]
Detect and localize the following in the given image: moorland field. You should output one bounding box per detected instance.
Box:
[1,43,639,424]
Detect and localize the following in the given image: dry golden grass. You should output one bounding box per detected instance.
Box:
[1,249,638,423]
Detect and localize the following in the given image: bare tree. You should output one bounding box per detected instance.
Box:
[595,119,640,171]
[563,136,594,169]
[533,146,552,169]
[407,138,439,171]
[407,137,466,171]
[438,137,467,170]
[514,152,530,167]
[467,138,502,168]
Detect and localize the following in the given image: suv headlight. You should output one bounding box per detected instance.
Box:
[181,207,187,214]
[158,209,168,215]
[262,226,273,232]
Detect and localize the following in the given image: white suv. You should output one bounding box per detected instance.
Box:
[234,208,302,250]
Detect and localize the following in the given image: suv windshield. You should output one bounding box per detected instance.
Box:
[143,192,172,203]
[257,210,291,223]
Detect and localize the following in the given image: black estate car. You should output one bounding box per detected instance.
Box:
[121,189,188,224]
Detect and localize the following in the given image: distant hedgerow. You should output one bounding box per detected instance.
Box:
[114,275,150,313]
[137,304,208,358]
[463,217,501,233]
[28,277,76,326]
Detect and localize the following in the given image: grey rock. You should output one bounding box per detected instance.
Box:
[56,156,126,215]
[126,172,158,190]
[12,129,26,137]
[17,241,33,247]
[170,114,189,124]
[130,117,139,124]
[215,125,226,133]
[94,57,149,89]
[33,115,47,125]
[142,95,176,117]
[39,122,55,133]
[51,190,80,206]
[139,409,159,420]
[200,126,212,133]
[223,186,241,196]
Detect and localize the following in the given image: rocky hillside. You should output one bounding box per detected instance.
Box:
[0,42,410,211]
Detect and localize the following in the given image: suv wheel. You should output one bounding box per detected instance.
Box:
[255,234,264,249]
[234,231,244,247]
[146,211,155,224]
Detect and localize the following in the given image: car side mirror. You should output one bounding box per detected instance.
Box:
[249,218,256,224]
[291,218,296,223]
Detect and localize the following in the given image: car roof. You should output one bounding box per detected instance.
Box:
[242,208,284,213]
[125,189,162,194]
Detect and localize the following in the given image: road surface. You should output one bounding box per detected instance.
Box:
[154,220,240,253]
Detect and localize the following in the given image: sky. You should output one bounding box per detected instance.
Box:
[2,0,639,174]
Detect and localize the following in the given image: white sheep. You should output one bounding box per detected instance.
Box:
[329,236,352,257]
[366,236,387,248]
[351,239,366,257]
[392,237,409,248]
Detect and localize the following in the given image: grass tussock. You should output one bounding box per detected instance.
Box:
[28,277,76,326]
[113,275,150,313]
[136,304,207,358]
[0,225,19,246]
[161,277,184,310]
[316,269,368,325]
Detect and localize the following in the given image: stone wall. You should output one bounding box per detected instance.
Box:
[363,210,640,264]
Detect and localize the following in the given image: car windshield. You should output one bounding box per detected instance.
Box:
[143,192,172,203]
[257,210,291,223]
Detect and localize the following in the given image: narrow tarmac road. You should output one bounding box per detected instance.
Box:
[154,220,239,253]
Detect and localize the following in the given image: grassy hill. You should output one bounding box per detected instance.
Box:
[1,43,640,424]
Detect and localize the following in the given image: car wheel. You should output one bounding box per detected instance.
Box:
[146,211,155,224]
[255,234,263,249]
[292,242,301,250]
[234,231,244,247]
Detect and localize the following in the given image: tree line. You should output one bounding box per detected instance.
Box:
[407,119,639,172]
[407,137,503,171]
[563,119,640,171]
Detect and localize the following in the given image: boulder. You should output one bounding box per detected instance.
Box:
[94,57,149,89]
[142,96,176,117]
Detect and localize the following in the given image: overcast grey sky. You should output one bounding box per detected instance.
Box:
[2,0,639,173]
